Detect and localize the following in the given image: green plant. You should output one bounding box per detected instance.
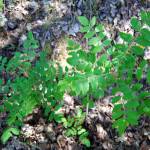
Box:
[0,11,150,146]
[60,11,150,136]
[61,108,90,147]
[111,11,150,135]
[59,16,112,115]
[0,32,64,144]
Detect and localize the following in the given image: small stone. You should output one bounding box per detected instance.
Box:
[37,134,48,143]
[110,8,118,18]
[68,23,80,36]
[108,17,113,23]
[26,23,32,31]
[64,94,74,107]
[45,124,56,142]
[110,4,117,9]
[36,125,44,133]
[119,0,125,6]
[102,141,113,150]
[127,132,133,138]
[36,20,45,26]
[77,0,82,8]
[99,13,106,21]
[96,124,107,140]
[27,1,39,14]
[144,49,150,60]
[0,13,7,27]
[2,137,30,150]
[110,0,119,6]
[22,124,35,137]
[77,9,82,15]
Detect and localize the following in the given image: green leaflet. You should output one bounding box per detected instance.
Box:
[88,37,99,46]
[140,11,150,26]
[71,79,89,96]
[23,32,39,50]
[80,26,91,33]
[102,39,112,47]
[93,88,104,99]
[95,24,104,32]
[125,100,139,109]
[82,97,94,109]
[147,69,150,84]
[141,28,150,41]
[112,110,124,120]
[1,128,20,144]
[126,111,139,125]
[88,75,99,90]
[136,68,143,80]
[84,31,95,39]
[130,17,141,31]
[112,118,128,135]
[90,16,96,27]
[136,36,150,47]
[67,39,80,50]
[98,32,105,40]
[80,137,91,147]
[112,96,121,104]
[131,46,144,56]
[115,44,128,51]
[119,32,133,43]
[91,45,103,53]
[78,16,89,26]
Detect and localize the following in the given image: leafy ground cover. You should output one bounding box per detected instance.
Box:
[0,9,150,149]
[0,0,150,150]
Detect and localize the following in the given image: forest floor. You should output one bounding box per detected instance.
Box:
[0,0,150,149]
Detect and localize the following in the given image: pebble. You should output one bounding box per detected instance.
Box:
[2,137,30,150]
[108,17,113,23]
[77,0,83,8]
[35,125,44,133]
[22,124,35,137]
[109,0,120,6]
[96,124,107,140]
[27,1,39,14]
[68,23,80,36]
[45,124,56,142]
[7,20,18,30]
[113,17,118,26]
[144,49,150,60]
[77,9,82,15]
[110,8,118,18]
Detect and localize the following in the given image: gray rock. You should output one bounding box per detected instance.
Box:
[2,137,30,150]
[110,8,118,18]
[7,20,18,30]
[35,125,44,133]
[108,17,113,23]
[110,4,117,9]
[99,13,106,21]
[22,124,35,138]
[77,9,82,15]
[45,124,56,142]
[27,1,39,14]
[113,17,118,26]
[109,0,122,6]
[77,0,83,8]
[68,23,80,36]
[144,49,150,60]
